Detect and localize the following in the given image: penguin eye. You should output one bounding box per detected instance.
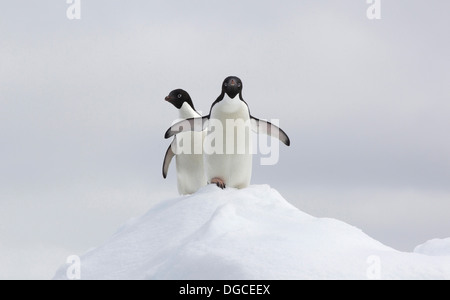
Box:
[237,83,241,87]
[224,83,228,87]
[177,94,182,98]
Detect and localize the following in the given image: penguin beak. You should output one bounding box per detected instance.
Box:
[230,79,236,87]
[165,96,172,102]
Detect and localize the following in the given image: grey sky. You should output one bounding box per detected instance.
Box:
[1,1,449,279]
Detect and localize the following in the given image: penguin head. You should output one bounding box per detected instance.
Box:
[222,76,243,99]
[165,89,195,110]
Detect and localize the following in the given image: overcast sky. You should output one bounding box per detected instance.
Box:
[1,1,449,279]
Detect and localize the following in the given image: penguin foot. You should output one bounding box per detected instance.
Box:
[211,177,226,189]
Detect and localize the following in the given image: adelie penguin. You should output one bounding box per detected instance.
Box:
[162,89,207,195]
[165,77,290,189]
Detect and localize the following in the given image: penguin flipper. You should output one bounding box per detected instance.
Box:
[164,116,209,139]
[162,140,176,178]
[250,116,291,146]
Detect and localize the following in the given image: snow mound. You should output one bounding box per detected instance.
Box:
[414,238,450,257]
[53,185,450,280]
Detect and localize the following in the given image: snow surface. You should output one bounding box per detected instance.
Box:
[53,185,450,280]
[414,238,450,257]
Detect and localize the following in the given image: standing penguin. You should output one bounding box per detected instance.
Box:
[162,89,207,195]
[165,77,290,189]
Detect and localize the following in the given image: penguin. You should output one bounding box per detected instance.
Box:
[164,77,290,189]
[162,89,207,195]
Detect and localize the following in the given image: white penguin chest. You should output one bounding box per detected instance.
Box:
[205,95,253,189]
[210,96,250,121]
